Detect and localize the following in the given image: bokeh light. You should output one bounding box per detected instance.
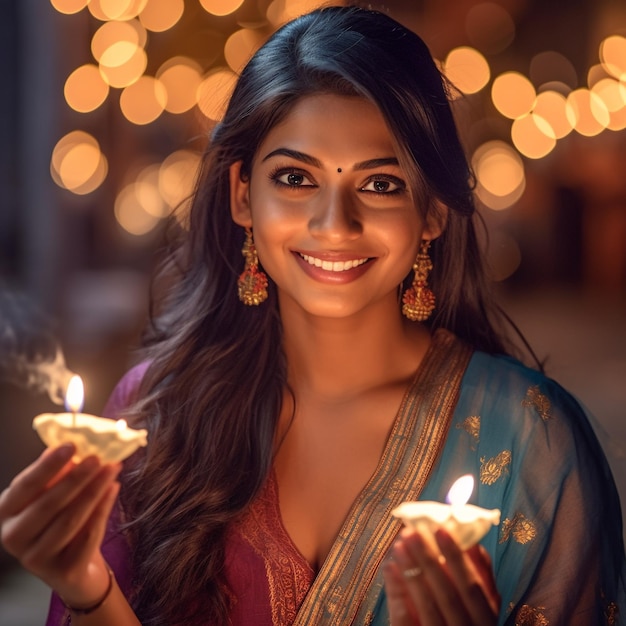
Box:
[566,88,610,136]
[197,69,238,121]
[199,0,245,17]
[600,35,626,80]
[492,72,536,119]
[119,76,167,125]
[157,57,203,114]
[99,45,148,88]
[159,150,201,224]
[114,183,162,236]
[91,20,147,63]
[51,131,108,195]
[486,230,522,281]
[472,140,526,210]
[225,29,267,73]
[138,0,184,32]
[89,0,148,21]
[443,47,490,96]
[531,90,573,139]
[266,0,326,25]
[64,64,110,113]
[50,0,89,14]
[511,113,556,159]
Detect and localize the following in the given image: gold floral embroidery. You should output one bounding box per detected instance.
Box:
[605,600,618,625]
[456,415,480,449]
[500,513,537,545]
[363,611,374,626]
[480,450,512,485]
[515,604,549,625]
[521,385,552,421]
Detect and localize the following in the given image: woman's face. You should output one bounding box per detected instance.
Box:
[230,94,442,320]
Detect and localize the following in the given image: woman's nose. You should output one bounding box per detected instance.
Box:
[308,188,362,243]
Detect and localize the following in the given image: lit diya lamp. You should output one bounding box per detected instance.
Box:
[33,374,148,463]
[392,475,500,550]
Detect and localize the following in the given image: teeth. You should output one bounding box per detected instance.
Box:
[300,254,369,272]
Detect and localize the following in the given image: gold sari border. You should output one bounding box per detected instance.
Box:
[293,329,473,625]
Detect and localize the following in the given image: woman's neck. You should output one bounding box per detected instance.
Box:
[279,293,432,401]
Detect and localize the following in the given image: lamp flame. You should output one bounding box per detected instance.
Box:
[116,419,127,431]
[65,375,84,413]
[446,474,474,505]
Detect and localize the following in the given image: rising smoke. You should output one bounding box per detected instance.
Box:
[0,288,75,405]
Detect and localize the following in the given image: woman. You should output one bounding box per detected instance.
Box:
[1,5,624,625]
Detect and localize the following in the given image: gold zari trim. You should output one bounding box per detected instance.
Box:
[456,415,480,449]
[515,604,549,625]
[292,329,473,626]
[480,450,512,485]
[500,512,537,545]
[521,385,552,421]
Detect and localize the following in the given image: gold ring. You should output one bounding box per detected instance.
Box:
[403,567,422,579]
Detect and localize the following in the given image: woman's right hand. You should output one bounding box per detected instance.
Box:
[0,443,121,609]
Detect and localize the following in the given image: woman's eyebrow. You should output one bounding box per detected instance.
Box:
[261,148,321,167]
[261,148,399,171]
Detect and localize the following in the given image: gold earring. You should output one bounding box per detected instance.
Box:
[237,228,268,306]
[402,240,435,322]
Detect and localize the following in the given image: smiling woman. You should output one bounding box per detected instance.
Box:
[0,5,624,626]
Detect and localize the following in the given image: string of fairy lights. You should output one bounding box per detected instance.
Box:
[49,0,626,264]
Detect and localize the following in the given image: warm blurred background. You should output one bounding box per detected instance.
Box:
[1,0,625,622]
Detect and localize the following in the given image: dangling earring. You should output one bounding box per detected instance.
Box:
[402,240,435,322]
[237,227,268,306]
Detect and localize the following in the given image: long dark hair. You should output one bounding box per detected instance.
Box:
[121,6,515,624]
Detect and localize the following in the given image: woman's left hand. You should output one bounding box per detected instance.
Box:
[383,528,500,625]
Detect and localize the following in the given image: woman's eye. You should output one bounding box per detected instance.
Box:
[361,176,405,194]
[272,170,314,187]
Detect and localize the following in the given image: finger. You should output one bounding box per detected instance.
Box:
[382,558,421,626]
[393,535,446,626]
[0,444,76,519]
[466,543,500,615]
[2,457,106,558]
[63,480,121,566]
[435,530,498,625]
[21,464,121,569]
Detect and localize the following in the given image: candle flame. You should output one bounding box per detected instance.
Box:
[65,375,84,413]
[116,419,127,431]
[446,474,474,505]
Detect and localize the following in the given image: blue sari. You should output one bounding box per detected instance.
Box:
[292,330,626,625]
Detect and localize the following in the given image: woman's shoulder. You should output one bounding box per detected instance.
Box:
[102,361,151,418]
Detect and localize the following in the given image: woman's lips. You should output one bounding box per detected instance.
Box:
[292,251,375,283]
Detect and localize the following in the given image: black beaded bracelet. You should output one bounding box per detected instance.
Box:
[60,566,115,616]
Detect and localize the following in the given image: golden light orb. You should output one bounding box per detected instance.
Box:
[465,2,515,55]
[600,35,626,80]
[199,0,245,17]
[159,150,201,225]
[50,0,89,14]
[51,131,108,195]
[225,29,266,73]
[591,78,626,113]
[443,47,490,96]
[197,68,238,121]
[89,0,148,21]
[64,64,110,113]
[157,57,203,114]
[532,90,573,139]
[472,140,525,210]
[138,0,184,32]
[266,0,325,25]
[119,76,167,124]
[492,72,536,119]
[136,165,169,218]
[114,183,162,236]
[99,45,147,88]
[511,113,556,159]
[91,20,146,63]
[566,88,610,136]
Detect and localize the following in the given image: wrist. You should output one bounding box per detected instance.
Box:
[59,565,115,616]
